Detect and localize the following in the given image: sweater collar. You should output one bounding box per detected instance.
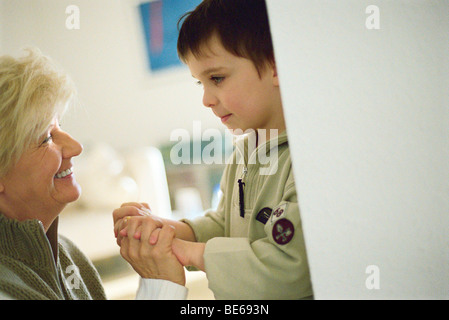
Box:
[0,214,59,268]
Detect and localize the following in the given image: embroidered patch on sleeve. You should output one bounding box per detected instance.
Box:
[272,218,295,245]
[270,203,288,224]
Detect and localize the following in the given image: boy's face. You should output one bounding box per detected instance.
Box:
[186,35,285,134]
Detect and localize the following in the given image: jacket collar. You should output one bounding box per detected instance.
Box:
[234,129,288,165]
[0,214,59,268]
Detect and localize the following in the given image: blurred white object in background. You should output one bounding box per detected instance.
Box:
[174,187,203,220]
[125,147,172,218]
[74,143,171,217]
[75,144,139,209]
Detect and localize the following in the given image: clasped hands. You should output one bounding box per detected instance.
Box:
[112,202,205,286]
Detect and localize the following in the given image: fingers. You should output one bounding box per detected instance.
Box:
[120,202,151,210]
[120,202,152,215]
[118,215,164,245]
[140,218,158,245]
[113,204,140,221]
[121,222,174,257]
[149,228,161,245]
[113,206,140,238]
[119,226,185,284]
[113,202,152,234]
[156,224,176,248]
[114,216,128,245]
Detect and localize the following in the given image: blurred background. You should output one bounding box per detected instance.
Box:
[0,0,227,299]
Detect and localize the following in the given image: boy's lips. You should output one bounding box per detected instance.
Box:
[220,114,232,123]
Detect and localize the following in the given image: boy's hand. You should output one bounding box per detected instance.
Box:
[113,202,198,246]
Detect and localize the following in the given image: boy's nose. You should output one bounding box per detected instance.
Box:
[202,89,218,108]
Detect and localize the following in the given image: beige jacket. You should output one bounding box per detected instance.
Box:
[183,131,313,299]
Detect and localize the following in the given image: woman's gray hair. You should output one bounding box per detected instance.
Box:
[0,48,77,177]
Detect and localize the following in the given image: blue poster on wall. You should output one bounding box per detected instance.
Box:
[139,0,201,72]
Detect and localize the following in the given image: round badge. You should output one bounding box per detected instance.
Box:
[272,218,294,245]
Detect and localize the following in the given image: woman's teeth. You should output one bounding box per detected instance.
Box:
[55,168,72,179]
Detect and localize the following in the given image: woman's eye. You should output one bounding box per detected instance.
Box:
[41,135,53,145]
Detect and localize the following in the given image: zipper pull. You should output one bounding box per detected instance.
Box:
[238,178,245,218]
[238,167,248,218]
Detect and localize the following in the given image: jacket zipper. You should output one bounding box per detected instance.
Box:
[238,167,248,217]
[235,131,278,219]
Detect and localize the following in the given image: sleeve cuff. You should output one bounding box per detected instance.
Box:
[135,277,188,300]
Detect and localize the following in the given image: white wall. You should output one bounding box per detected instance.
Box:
[266,0,449,299]
[0,0,220,150]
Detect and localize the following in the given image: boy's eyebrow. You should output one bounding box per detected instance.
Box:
[193,67,226,78]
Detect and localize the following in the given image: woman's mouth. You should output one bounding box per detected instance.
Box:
[55,168,73,179]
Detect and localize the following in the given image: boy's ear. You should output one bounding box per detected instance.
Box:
[271,61,279,87]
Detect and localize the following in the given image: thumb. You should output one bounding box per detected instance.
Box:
[156,224,176,248]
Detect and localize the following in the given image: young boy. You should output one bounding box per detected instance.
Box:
[114,0,312,299]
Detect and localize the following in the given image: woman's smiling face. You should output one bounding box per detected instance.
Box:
[0,118,83,229]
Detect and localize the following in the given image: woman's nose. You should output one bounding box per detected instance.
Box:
[61,131,83,159]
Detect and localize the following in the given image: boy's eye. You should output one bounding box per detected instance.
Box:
[196,80,202,86]
[211,76,224,84]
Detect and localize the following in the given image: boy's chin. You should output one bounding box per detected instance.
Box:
[225,126,256,135]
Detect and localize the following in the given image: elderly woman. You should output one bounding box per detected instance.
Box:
[0,49,186,300]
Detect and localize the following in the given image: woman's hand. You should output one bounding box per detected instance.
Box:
[119,222,186,286]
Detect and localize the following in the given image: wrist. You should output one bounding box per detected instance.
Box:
[191,242,206,271]
[174,220,197,242]
[172,239,206,271]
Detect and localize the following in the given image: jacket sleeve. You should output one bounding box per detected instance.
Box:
[181,205,226,242]
[202,180,313,300]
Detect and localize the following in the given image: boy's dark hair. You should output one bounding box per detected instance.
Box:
[177,0,274,75]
